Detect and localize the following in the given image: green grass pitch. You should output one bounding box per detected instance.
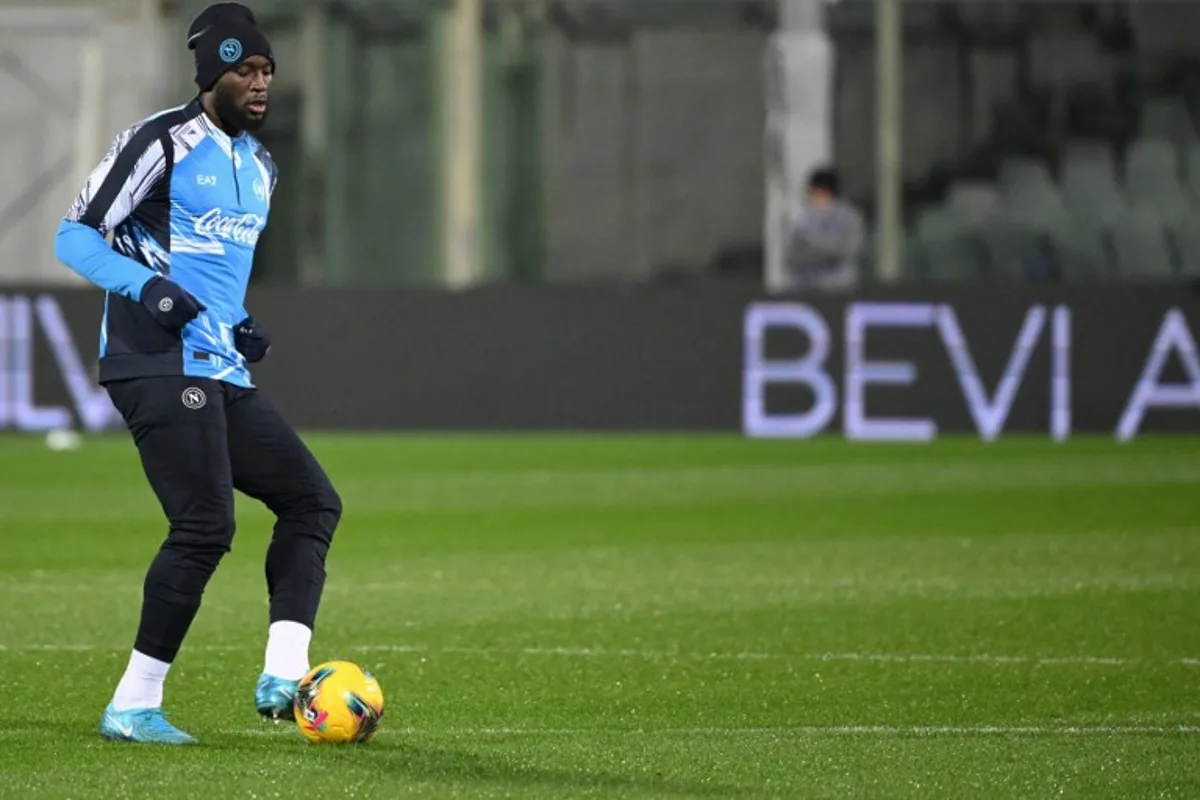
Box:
[0,432,1197,798]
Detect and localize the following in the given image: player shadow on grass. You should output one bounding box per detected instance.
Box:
[364,741,749,798]
[212,731,748,797]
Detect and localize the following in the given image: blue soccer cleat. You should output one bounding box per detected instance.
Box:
[99,704,197,745]
[255,673,299,721]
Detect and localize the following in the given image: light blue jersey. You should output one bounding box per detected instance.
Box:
[54,99,276,387]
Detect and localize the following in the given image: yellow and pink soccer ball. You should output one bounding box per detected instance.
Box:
[292,661,384,744]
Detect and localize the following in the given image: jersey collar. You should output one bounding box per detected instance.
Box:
[189,97,248,148]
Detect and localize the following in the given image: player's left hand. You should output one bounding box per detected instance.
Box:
[234,316,272,363]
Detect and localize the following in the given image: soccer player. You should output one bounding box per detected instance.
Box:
[53,2,341,745]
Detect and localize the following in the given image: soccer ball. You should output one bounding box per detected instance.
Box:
[292,660,385,744]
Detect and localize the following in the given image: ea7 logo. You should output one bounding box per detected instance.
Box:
[196,174,218,187]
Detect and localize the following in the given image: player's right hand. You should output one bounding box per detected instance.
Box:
[140,275,206,332]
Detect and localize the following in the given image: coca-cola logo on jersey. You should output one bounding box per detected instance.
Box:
[193,208,265,247]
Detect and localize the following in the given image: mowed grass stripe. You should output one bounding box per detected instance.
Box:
[4,450,1200,522]
[1,642,1198,668]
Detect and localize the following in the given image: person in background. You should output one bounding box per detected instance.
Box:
[784,167,865,291]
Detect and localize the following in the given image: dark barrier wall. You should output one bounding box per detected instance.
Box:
[2,283,1198,439]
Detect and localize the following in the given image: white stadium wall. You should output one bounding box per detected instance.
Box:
[0,5,174,286]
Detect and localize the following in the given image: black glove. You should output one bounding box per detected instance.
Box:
[234,315,272,363]
[140,275,205,332]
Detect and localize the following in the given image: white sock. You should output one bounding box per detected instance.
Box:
[263,621,312,681]
[111,650,172,712]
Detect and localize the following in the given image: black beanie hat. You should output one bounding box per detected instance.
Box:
[187,2,275,92]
